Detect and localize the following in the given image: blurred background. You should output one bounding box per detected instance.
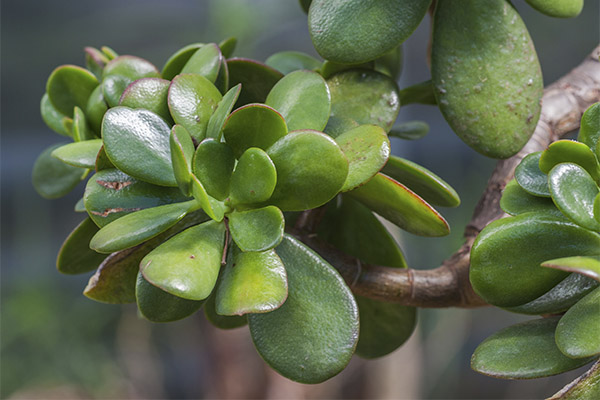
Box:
[1,1,598,398]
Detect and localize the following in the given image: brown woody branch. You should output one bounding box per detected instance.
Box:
[295,46,600,308]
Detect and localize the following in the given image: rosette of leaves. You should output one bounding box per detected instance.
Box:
[469,103,600,392]
[35,37,461,383]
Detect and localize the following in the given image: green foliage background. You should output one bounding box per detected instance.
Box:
[1,0,598,398]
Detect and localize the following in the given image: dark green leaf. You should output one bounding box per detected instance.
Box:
[119,77,173,124]
[40,93,70,137]
[206,84,241,140]
[32,144,83,199]
[556,287,600,358]
[57,218,107,274]
[265,51,322,75]
[73,106,95,141]
[170,125,195,196]
[46,65,99,115]
[161,43,204,80]
[226,58,283,107]
[578,103,600,151]
[86,85,108,135]
[204,291,247,329]
[218,37,237,59]
[388,121,429,140]
[51,139,102,169]
[180,43,222,83]
[193,138,235,201]
[398,80,436,106]
[228,206,284,252]
[102,55,160,107]
[500,179,560,216]
[515,152,551,197]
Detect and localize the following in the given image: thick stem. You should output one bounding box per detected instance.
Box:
[297,46,600,308]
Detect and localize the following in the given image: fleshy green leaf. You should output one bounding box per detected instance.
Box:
[102,107,177,187]
[398,80,436,106]
[432,0,543,158]
[326,69,400,136]
[335,125,390,192]
[223,103,288,159]
[101,46,118,60]
[265,51,322,75]
[515,152,551,197]
[549,360,600,400]
[86,85,108,135]
[191,175,226,222]
[471,317,594,379]
[500,179,560,216]
[578,103,600,151]
[168,73,223,141]
[84,169,189,227]
[193,138,235,201]
[84,46,109,79]
[308,0,431,64]
[540,140,600,183]
[470,212,600,307]
[248,235,359,384]
[161,43,204,80]
[74,198,85,212]
[94,146,114,171]
[170,125,195,196]
[320,60,374,80]
[73,106,95,142]
[46,65,99,115]
[229,147,277,205]
[180,43,222,83]
[90,200,198,253]
[218,37,237,59]
[348,173,450,237]
[228,206,284,252]
[206,84,241,140]
[525,0,584,18]
[227,58,283,107]
[549,163,600,231]
[102,55,160,107]
[56,218,107,275]
[136,272,204,323]
[203,291,247,329]
[216,247,287,315]
[542,256,600,282]
[119,78,173,124]
[265,70,331,131]
[40,93,70,137]
[267,130,348,211]
[141,220,225,301]
[374,44,403,80]
[51,139,102,169]
[388,121,429,140]
[32,144,83,199]
[381,155,460,207]
[556,287,600,358]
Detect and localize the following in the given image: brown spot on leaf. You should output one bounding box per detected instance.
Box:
[90,207,141,217]
[96,180,133,191]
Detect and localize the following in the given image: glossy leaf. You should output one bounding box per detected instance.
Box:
[265,70,331,131]
[335,125,390,192]
[203,292,247,329]
[226,58,283,107]
[86,85,108,135]
[90,200,197,253]
[267,130,348,211]
[56,218,107,275]
[170,125,195,196]
[168,73,223,141]
[382,155,460,207]
[326,69,400,136]
[32,144,83,199]
[308,0,430,64]
[46,65,99,115]
[556,287,600,358]
[206,84,241,140]
[72,106,95,142]
[432,0,543,158]
[229,147,277,205]
[540,140,600,183]
[119,78,173,124]
[549,163,600,231]
[542,256,600,282]
[578,103,600,151]
[398,80,436,106]
[470,212,600,307]
[102,107,177,187]
[193,138,235,201]
[181,43,222,82]
[265,51,321,75]
[388,121,429,140]
[102,56,160,107]
[471,317,594,379]
[228,206,284,252]
[504,272,598,315]
[51,139,102,169]
[248,235,359,384]
[500,179,560,216]
[84,211,209,304]
[40,93,70,136]
[223,103,288,158]
[216,247,287,315]
[84,169,188,227]
[348,173,450,237]
[191,175,226,222]
[161,43,204,80]
[525,0,583,18]
[141,220,225,301]
[136,272,204,323]
[515,152,551,197]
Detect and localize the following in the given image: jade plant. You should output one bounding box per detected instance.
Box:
[32,0,599,395]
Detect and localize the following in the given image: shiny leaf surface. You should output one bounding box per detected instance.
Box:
[193,138,235,201]
[578,103,600,151]
[181,43,222,83]
[119,78,173,124]
[228,206,284,252]
[46,65,99,115]
[206,84,241,140]
[515,152,551,197]
[170,125,195,196]
[540,140,600,183]
[102,55,160,107]
[542,256,600,282]
[556,287,600,358]
[191,175,226,222]
[230,147,277,205]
